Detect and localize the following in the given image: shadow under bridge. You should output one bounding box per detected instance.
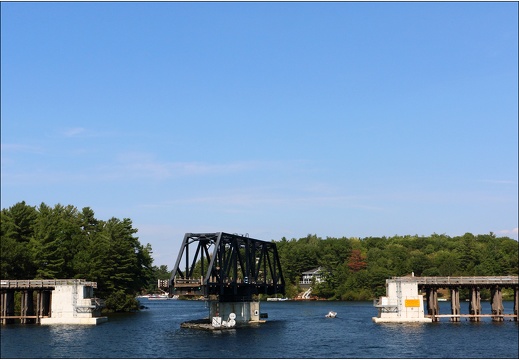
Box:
[167,232,285,302]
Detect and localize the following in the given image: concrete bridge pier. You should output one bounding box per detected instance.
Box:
[469,287,481,322]
[209,301,261,326]
[20,290,35,324]
[450,287,460,322]
[425,287,439,321]
[1,279,105,325]
[490,285,504,322]
[1,290,15,325]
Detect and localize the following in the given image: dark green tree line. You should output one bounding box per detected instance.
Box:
[274,232,518,300]
[1,202,154,312]
[2,201,518,306]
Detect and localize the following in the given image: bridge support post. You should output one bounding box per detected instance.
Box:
[46,289,52,318]
[469,287,481,322]
[450,287,460,322]
[37,290,51,322]
[36,290,42,324]
[425,287,439,322]
[1,290,15,325]
[21,290,27,324]
[20,290,35,324]
[490,285,504,322]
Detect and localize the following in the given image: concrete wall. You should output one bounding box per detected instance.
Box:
[40,284,106,325]
[210,301,261,324]
[373,278,431,323]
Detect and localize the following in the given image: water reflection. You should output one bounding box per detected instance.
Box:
[48,325,91,358]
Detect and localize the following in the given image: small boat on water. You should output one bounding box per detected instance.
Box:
[149,294,167,299]
[146,294,179,300]
[266,297,288,301]
[325,311,337,318]
[137,293,180,300]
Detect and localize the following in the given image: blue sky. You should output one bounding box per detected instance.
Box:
[2,1,518,266]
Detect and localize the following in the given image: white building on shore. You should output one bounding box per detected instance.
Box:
[299,267,324,286]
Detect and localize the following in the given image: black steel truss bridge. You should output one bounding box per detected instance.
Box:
[167,232,285,302]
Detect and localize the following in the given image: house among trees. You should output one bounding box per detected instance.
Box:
[299,267,323,287]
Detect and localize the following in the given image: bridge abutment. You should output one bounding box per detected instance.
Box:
[1,280,106,325]
[373,278,431,323]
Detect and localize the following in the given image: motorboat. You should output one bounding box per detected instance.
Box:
[325,311,337,318]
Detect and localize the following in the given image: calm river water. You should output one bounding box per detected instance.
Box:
[1,299,518,358]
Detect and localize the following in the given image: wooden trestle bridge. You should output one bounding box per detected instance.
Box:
[0,279,101,324]
[396,276,519,321]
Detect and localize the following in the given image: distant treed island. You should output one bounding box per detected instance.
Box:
[2,202,518,311]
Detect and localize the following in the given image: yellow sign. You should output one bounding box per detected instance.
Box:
[405,299,420,307]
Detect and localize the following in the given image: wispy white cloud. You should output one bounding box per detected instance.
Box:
[112,152,284,180]
[1,143,43,154]
[62,127,86,137]
[479,179,517,185]
[139,190,383,212]
[0,147,289,186]
[496,227,518,238]
[1,169,94,185]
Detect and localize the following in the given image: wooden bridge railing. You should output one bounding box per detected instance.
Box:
[391,276,518,286]
[0,279,97,289]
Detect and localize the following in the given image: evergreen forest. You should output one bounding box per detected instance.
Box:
[1,202,518,311]
[1,202,161,312]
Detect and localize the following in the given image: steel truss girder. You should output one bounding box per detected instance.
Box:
[169,232,285,301]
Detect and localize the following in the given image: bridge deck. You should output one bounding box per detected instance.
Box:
[1,279,97,289]
[429,314,517,318]
[390,276,518,286]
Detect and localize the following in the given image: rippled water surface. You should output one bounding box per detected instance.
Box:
[1,300,518,358]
